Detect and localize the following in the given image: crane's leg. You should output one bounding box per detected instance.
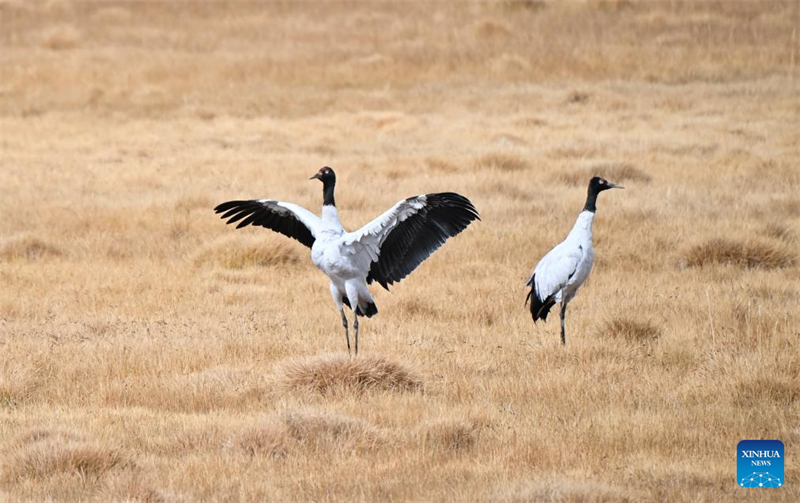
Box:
[353,314,359,355]
[330,282,351,354]
[343,280,362,355]
[340,308,351,354]
[559,303,567,345]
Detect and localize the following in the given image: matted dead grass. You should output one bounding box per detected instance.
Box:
[274,353,423,394]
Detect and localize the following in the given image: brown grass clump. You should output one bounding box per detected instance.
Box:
[474,153,530,172]
[230,411,383,456]
[283,410,384,450]
[0,235,62,261]
[491,478,651,503]
[1,429,131,483]
[418,418,482,453]
[274,353,423,394]
[192,236,300,269]
[685,239,796,269]
[600,317,661,343]
[229,421,289,458]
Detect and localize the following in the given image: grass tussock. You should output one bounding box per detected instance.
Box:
[418,418,482,453]
[193,236,300,269]
[229,411,383,457]
[229,422,289,458]
[274,353,422,394]
[0,235,62,262]
[492,479,651,503]
[2,429,131,483]
[600,317,661,343]
[474,153,530,172]
[283,410,384,449]
[685,239,796,269]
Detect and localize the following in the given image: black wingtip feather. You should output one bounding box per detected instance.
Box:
[367,192,479,289]
[214,199,316,248]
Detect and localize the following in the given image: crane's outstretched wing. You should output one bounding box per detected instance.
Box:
[214,199,322,248]
[525,243,583,322]
[344,192,479,290]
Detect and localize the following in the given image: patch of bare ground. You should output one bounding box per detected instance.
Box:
[684,238,796,269]
[273,353,423,394]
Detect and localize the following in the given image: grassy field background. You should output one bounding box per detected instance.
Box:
[1,1,799,501]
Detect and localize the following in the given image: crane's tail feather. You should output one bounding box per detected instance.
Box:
[342,297,378,318]
[526,275,556,323]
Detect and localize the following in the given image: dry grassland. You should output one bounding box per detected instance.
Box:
[1,1,799,502]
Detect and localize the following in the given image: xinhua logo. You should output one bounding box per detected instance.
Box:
[737,440,784,488]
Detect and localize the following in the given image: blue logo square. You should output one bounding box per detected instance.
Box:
[738,440,784,488]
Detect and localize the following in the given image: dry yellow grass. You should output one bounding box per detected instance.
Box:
[1,1,799,502]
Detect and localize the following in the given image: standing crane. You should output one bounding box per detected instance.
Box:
[525,176,623,345]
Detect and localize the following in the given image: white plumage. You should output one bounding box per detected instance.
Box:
[215,167,479,354]
[526,176,622,345]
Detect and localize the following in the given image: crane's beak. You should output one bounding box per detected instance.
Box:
[608,181,624,189]
[309,173,321,181]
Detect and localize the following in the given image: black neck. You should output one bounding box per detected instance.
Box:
[583,187,599,213]
[322,180,336,207]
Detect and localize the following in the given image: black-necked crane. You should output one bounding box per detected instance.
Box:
[215,167,480,354]
[525,176,623,345]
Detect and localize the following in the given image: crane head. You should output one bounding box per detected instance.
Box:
[310,166,336,182]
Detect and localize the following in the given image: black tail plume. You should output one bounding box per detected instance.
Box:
[526,275,555,323]
[343,297,378,318]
